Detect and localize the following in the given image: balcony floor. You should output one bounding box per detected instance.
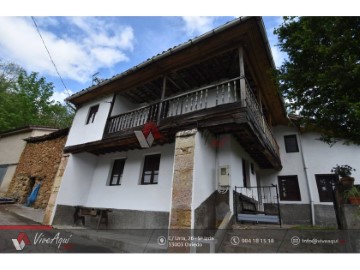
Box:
[64,103,282,170]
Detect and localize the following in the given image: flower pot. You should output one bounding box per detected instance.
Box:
[340,176,355,187]
[349,197,360,205]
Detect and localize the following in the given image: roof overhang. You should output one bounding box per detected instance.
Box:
[67,16,287,125]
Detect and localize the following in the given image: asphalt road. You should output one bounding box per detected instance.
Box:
[0,204,114,253]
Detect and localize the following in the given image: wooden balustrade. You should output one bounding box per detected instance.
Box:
[104,76,279,158]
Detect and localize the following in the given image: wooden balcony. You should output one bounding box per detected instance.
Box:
[103,77,281,170]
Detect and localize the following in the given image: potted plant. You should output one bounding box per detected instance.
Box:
[343,186,360,205]
[331,164,356,186]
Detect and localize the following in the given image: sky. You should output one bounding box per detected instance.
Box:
[0,16,287,103]
[1,0,350,105]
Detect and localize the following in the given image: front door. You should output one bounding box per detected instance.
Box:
[315,174,339,202]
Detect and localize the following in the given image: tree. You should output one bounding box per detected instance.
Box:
[274,17,360,145]
[0,60,74,132]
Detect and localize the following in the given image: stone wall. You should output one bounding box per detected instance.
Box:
[6,135,67,209]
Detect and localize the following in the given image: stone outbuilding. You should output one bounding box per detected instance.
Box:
[0,126,58,196]
[6,128,69,209]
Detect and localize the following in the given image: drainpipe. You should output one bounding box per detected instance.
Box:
[297,128,316,226]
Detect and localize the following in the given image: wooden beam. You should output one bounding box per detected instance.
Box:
[157,76,167,124]
[167,76,183,91]
[239,47,246,106]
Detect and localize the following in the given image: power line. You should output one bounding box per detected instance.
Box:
[30,16,73,102]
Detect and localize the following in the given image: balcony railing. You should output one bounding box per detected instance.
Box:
[104,77,280,158]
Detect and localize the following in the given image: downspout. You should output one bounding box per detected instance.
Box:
[296,125,316,226]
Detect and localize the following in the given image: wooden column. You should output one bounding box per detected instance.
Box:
[239,47,246,107]
[258,94,266,132]
[157,76,167,124]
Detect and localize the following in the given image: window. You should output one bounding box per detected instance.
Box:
[242,159,250,187]
[278,175,301,201]
[109,159,126,186]
[0,165,8,186]
[284,135,299,153]
[315,174,338,202]
[86,104,99,124]
[141,154,161,185]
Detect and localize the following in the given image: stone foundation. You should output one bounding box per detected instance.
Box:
[194,191,230,233]
[314,204,337,227]
[279,204,312,225]
[52,205,169,229]
[278,204,337,226]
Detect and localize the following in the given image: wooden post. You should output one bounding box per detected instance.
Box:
[259,94,266,133]
[239,47,246,107]
[157,76,167,124]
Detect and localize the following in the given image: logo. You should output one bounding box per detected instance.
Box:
[12,232,31,251]
[135,121,163,148]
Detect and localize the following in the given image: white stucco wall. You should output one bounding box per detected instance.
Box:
[192,132,217,209]
[0,131,32,164]
[110,94,139,116]
[0,129,56,194]
[301,132,360,204]
[0,165,16,195]
[55,153,97,206]
[68,144,175,211]
[191,132,260,214]
[66,95,112,147]
[260,125,310,204]
[260,125,360,205]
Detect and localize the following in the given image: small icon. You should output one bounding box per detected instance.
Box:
[157,236,167,246]
[291,236,301,246]
[230,236,240,246]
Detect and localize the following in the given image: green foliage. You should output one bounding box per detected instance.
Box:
[0,60,74,132]
[343,186,360,200]
[331,164,356,177]
[274,17,360,145]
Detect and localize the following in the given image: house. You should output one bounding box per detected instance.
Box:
[5,128,69,210]
[0,126,58,197]
[49,17,359,231]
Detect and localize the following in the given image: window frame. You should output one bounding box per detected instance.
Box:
[278,175,302,201]
[141,154,161,185]
[86,104,99,125]
[109,159,126,186]
[284,134,299,153]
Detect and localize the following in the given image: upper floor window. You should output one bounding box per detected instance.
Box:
[278,175,301,201]
[141,154,161,185]
[284,135,299,153]
[86,104,99,125]
[109,159,126,186]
